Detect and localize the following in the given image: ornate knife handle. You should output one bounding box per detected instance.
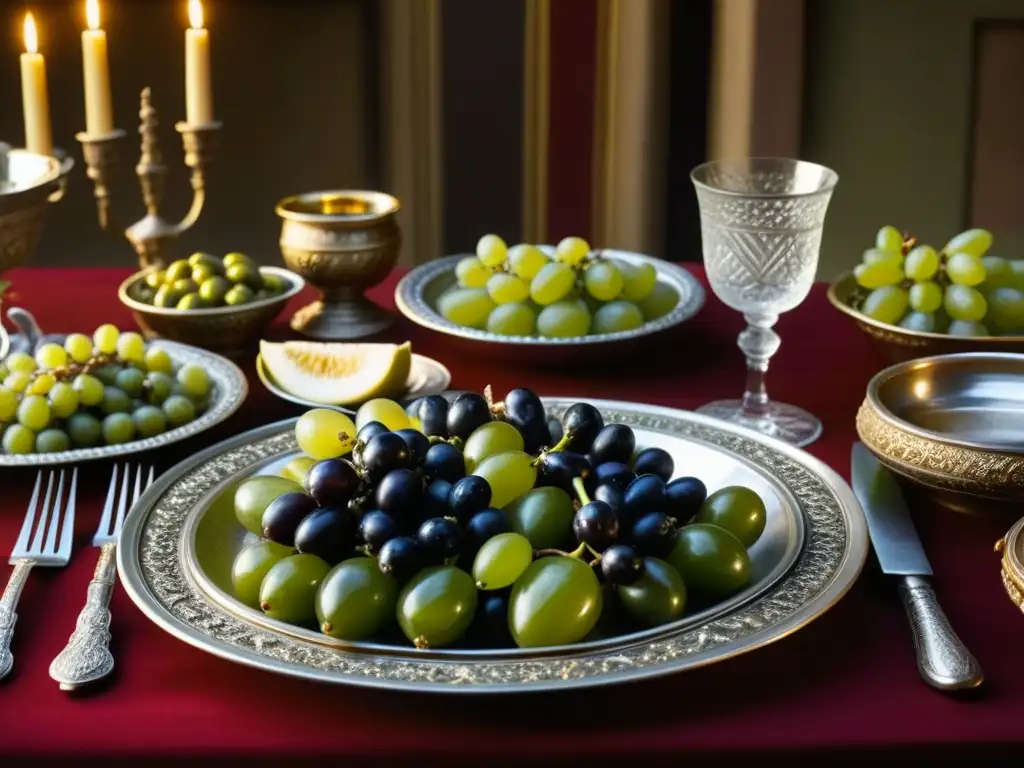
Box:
[49,543,117,690]
[0,560,34,680]
[899,575,984,692]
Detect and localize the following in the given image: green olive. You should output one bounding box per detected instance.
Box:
[144,269,166,290]
[171,277,199,296]
[261,273,287,294]
[697,486,766,548]
[666,523,751,600]
[153,285,186,308]
[199,275,230,305]
[191,264,216,284]
[224,283,255,306]
[226,263,262,290]
[165,259,192,282]
[223,251,253,269]
[135,285,156,304]
[188,251,223,273]
[616,557,687,627]
[176,292,207,310]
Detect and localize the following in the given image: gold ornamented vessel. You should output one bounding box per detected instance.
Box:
[995,517,1024,616]
[276,190,401,340]
[0,148,64,275]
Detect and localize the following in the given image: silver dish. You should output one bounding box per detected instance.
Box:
[255,352,452,413]
[0,340,247,467]
[118,398,868,693]
[394,250,705,364]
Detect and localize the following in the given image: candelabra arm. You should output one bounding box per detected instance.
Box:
[75,129,128,234]
[174,121,221,234]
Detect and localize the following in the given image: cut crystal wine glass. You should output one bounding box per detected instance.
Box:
[691,158,838,447]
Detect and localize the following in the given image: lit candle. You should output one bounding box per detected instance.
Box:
[185,0,213,125]
[20,13,53,156]
[82,0,114,136]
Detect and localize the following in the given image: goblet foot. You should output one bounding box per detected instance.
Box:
[696,399,822,448]
[290,296,394,340]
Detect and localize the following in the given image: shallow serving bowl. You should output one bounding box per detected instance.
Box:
[829,272,1024,364]
[119,266,304,357]
[856,352,1024,515]
[395,250,705,365]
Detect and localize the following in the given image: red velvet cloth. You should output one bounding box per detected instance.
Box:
[1,266,1022,762]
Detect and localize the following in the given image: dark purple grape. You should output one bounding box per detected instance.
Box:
[589,424,635,466]
[665,476,708,519]
[424,478,453,519]
[633,447,674,483]
[417,517,464,560]
[304,458,361,507]
[593,461,634,492]
[394,428,430,466]
[560,402,604,453]
[547,417,563,446]
[593,483,625,514]
[465,508,511,550]
[538,451,593,493]
[623,474,667,522]
[356,420,389,444]
[358,510,399,555]
[375,468,423,519]
[472,591,512,645]
[377,536,422,582]
[504,388,548,451]
[294,507,357,564]
[447,475,492,523]
[447,393,492,440]
[360,432,411,483]
[261,491,318,546]
[572,500,620,551]
[629,511,677,558]
[417,395,450,438]
[601,544,645,586]
[423,443,465,484]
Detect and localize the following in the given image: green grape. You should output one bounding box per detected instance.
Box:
[505,487,574,549]
[619,262,657,301]
[116,332,146,364]
[165,259,193,282]
[27,373,55,395]
[583,261,623,301]
[144,270,167,289]
[438,287,497,329]
[35,343,68,369]
[67,412,102,446]
[908,281,942,313]
[537,300,591,338]
[36,428,70,453]
[529,262,575,305]
[473,532,534,590]
[354,398,409,432]
[875,225,904,253]
[297,408,359,458]
[93,363,123,386]
[5,352,36,374]
[145,372,175,405]
[199,276,230,304]
[463,421,525,473]
[904,246,939,281]
[143,346,172,374]
[487,273,531,304]
[234,475,304,536]
[899,312,937,333]
[986,287,1024,333]
[946,253,986,287]
[132,405,167,437]
[64,333,94,364]
[981,256,1013,290]
[486,302,536,336]
[259,553,331,623]
[102,387,131,415]
[853,261,904,289]
[72,374,104,406]
[861,286,908,325]
[944,284,987,322]
[115,367,145,398]
[162,394,197,427]
[476,234,508,268]
[455,256,491,288]
[177,364,210,398]
[4,372,31,393]
[948,320,990,337]
[554,236,590,266]
[473,450,538,510]
[2,424,35,454]
[617,557,687,627]
[102,413,135,444]
[862,248,903,268]
[592,300,644,335]
[509,556,602,648]
[697,485,767,548]
[638,282,679,320]
[92,324,120,355]
[281,455,317,484]
[0,388,16,422]
[224,284,255,306]
[667,524,751,599]
[508,244,549,279]
[397,566,478,649]
[0,365,6,381]
[943,228,992,258]
[1011,261,1024,292]
[18,395,50,431]
[316,557,398,640]
[48,383,79,419]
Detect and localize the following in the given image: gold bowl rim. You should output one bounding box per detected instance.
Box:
[274,189,400,224]
[118,265,305,317]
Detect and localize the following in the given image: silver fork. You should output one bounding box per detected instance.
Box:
[1,469,78,680]
[49,464,153,690]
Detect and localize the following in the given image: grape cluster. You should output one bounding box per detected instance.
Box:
[0,324,210,454]
[438,235,680,337]
[854,226,1024,336]
[231,388,766,650]
[135,251,288,309]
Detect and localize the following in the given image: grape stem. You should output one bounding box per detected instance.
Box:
[572,476,591,506]
[534,541,589,560]
[531,430,574,466]
[483,384,505,416]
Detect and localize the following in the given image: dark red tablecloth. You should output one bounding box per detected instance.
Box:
[1,266,1022,763]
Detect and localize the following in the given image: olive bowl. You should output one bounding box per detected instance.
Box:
[118,265,304,358]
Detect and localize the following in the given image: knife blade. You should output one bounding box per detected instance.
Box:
[850,442,983,692]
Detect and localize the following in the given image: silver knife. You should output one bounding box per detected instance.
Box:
[851,442,983,692]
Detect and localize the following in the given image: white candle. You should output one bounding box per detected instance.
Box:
[185,0,213,125]
[20,14,53,156]
[82,0,114,136]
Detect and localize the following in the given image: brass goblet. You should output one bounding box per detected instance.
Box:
[0,147,64,276]
[276,190,401,340]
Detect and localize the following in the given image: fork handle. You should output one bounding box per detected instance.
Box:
[0,560,34,680]
[49,543,117,690]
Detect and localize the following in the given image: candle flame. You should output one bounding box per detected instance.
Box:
[23,13,38,54]
[86,0,101,30]
[188,0,204,29]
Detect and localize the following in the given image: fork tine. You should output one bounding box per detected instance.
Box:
[146,465,155,490]
[94,464,119,541]
[13,472,43,555]
[29,471,56,554]
[43,470,66,554]
[113,462,131,534]
[56,468,78,559]
[132,464,144,505]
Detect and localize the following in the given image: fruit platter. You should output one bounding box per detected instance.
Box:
[118,387,867,693]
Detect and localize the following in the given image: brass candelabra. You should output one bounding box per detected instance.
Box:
[76,86,221,269]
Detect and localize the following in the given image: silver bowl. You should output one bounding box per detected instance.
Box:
[395,249,705,365]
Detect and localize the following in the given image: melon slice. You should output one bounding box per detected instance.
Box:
[260,340,412,406]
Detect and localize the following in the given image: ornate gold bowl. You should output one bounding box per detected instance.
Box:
[856,352,1024,515]
[995,517,1024,616]
[0,148,64,275]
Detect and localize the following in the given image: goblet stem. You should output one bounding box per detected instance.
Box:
[737,313,780,421]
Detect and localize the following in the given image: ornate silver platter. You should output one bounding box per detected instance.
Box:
[0,340,247,467]
[118,398,867,693]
